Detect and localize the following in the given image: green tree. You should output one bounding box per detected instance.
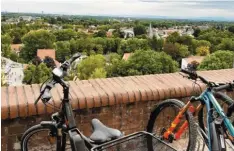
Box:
[193,28,201,37]
[119,38,150,53]
[77,55,106,80]
[55,41,71,62]
[1,34,12,44]
[21,30,56,62]
[1,34,12,58]
[9,27,28,44]
[196,46,210,56]
[216,38,234,51]
[191,39,211,54]
[1,44,12,58]
[90,68,107,79]
[164,43,189,62]
[148,36,164,51]
[198,50,234,70]
[127,50,178,75]
[93,30,106,37]
[53,29,76,41]
[133,25,146,36]
[112,29,124,38]
[228,26,234,34]
[23,63,51,84]
[9,52,19,62]
[166,32,180,43]
[31,56,42,66]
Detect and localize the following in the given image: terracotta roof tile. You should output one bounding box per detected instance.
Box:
[1,69,234,119]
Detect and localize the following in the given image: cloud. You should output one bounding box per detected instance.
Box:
[1,0,234,19]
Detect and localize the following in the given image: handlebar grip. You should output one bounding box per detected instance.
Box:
[213,83,234,92]
[180,69,197,78]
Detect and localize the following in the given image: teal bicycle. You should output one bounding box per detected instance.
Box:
[147,69,234,151]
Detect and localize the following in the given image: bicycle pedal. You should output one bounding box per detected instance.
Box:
[168,134,174,143]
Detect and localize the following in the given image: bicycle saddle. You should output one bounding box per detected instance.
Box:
[90,119,122,143]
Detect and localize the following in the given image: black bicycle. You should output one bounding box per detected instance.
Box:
[21,53,177,151]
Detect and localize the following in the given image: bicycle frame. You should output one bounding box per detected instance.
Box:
[198,88,234,150]
[55,80,88,151]
[162,88,234,150]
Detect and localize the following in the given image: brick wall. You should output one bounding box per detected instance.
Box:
[1,69,234,150]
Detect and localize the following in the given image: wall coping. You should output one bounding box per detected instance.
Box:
[1,69,234,120]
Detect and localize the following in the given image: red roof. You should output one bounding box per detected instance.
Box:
[37,49,56,60]
[11,44,23,53]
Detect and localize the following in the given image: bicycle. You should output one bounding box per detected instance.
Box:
[21,53,177,151]
[147,69,234,151]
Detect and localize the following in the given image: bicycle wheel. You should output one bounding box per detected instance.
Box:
[198,92,234,145]
[147,99,197,151]
[21,124,71,151]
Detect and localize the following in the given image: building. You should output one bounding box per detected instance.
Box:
[120,28,135,39]
[18,16,32,22]
[181,56,205,70]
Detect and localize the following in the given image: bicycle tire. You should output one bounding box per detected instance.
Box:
[21,124,64,151]
[147,99,197,151]
[198,91,234,144]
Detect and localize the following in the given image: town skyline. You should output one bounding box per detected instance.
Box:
[2,0,234,21]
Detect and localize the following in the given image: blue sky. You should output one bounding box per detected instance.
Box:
[1,0,234,19]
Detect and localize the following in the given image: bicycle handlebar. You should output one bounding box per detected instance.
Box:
[180,69,209,84]
[34,53,82,105]
[213,82,234,92]
[180,69,234,91]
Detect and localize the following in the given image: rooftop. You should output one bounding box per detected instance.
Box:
[10,44,23,53]
[37,49,56,60]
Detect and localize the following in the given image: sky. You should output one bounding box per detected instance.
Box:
[1,0,234,19]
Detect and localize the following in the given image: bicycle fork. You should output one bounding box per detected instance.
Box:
[163,101,203,141]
